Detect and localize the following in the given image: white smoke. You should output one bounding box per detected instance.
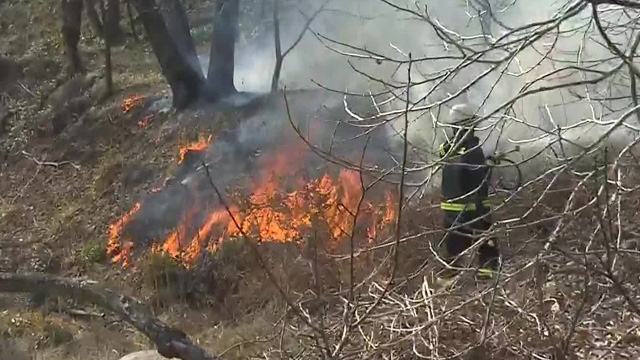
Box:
[232,0,640,190]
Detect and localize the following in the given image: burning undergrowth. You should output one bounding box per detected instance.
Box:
[107,92,399,269]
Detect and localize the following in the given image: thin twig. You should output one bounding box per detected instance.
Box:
[21,151,81,170]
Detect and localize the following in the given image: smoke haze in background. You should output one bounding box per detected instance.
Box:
[122,0,640,258]
[219,0,638,188]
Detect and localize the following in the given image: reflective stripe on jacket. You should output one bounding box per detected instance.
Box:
[439,143,467,157]
[439,130,490,213]
[440,199,495,212]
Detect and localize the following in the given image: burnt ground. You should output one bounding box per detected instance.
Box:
[0,1,283,357]
[0,1,405,357]
[2,1,640,359]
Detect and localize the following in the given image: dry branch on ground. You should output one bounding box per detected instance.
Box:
[0,272,219,360]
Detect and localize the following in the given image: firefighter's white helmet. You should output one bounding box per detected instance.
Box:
[448,103,480,126]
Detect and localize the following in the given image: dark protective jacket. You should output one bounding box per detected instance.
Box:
[439,130,491,217]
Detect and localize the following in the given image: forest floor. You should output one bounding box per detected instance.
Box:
[0,1,293,359]
[2,1,640,360]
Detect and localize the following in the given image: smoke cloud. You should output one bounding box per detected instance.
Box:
[122,0,640,257]
[228,0,637,189]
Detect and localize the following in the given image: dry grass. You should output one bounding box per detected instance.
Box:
[3,162,640,360]
[1,0,639,359]
[0,337,30,360]
[28,319,142,360]
[194,304,287,359]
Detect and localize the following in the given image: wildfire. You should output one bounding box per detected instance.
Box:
[137,115,154,129]
[144,168,396,267]
[367,192,397,241]
[317,171,362,239]
[184,209,232,262]
[178,134,213,164]
[121,94,145,113]
[106,202,142,268]
[107,143,398,268]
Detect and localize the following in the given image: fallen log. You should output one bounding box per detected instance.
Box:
[0,272,219,360]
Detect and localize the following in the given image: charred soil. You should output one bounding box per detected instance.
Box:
[1,1,640,359]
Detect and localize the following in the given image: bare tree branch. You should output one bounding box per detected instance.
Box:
[271,0,327,92]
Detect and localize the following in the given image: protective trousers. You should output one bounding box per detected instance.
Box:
[442,209,499,269]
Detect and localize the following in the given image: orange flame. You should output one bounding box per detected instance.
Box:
[319,170,363,239]
[383,192,396,223]
[178,134,213,164]
[107,202,142,268]
[112,169,397,267]
[122,94,145,113]
[183,209,229,263]
[108,142,398,268]
[366,191,397,242]
[137,115,154,129]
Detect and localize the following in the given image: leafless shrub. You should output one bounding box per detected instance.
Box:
[5,1,640,359]
[257,0,640,359]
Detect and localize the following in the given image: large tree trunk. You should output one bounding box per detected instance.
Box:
[158,0,201,79]
[126,0,141,41]
[61,0,84,75]
[101,0,114,94]
[84,0,105,38]
[131,0,206,109]
[106,0,126,44]
[207,0,239,97]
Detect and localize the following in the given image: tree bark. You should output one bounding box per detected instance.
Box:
[84,0,105,38]
[106,0,126,44]
[0,102,9,138]
[0,272,219,360]
[126,0,141,41]
[131,0,206,109]
[207,0,239,97]
[271,0,281,93]
[61,0,84,75]
[101,0,114,94]
[158,0,201,79]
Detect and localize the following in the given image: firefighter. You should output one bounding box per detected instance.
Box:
[438,103,500,279]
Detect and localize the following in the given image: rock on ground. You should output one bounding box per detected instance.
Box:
[119,350,179,360]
